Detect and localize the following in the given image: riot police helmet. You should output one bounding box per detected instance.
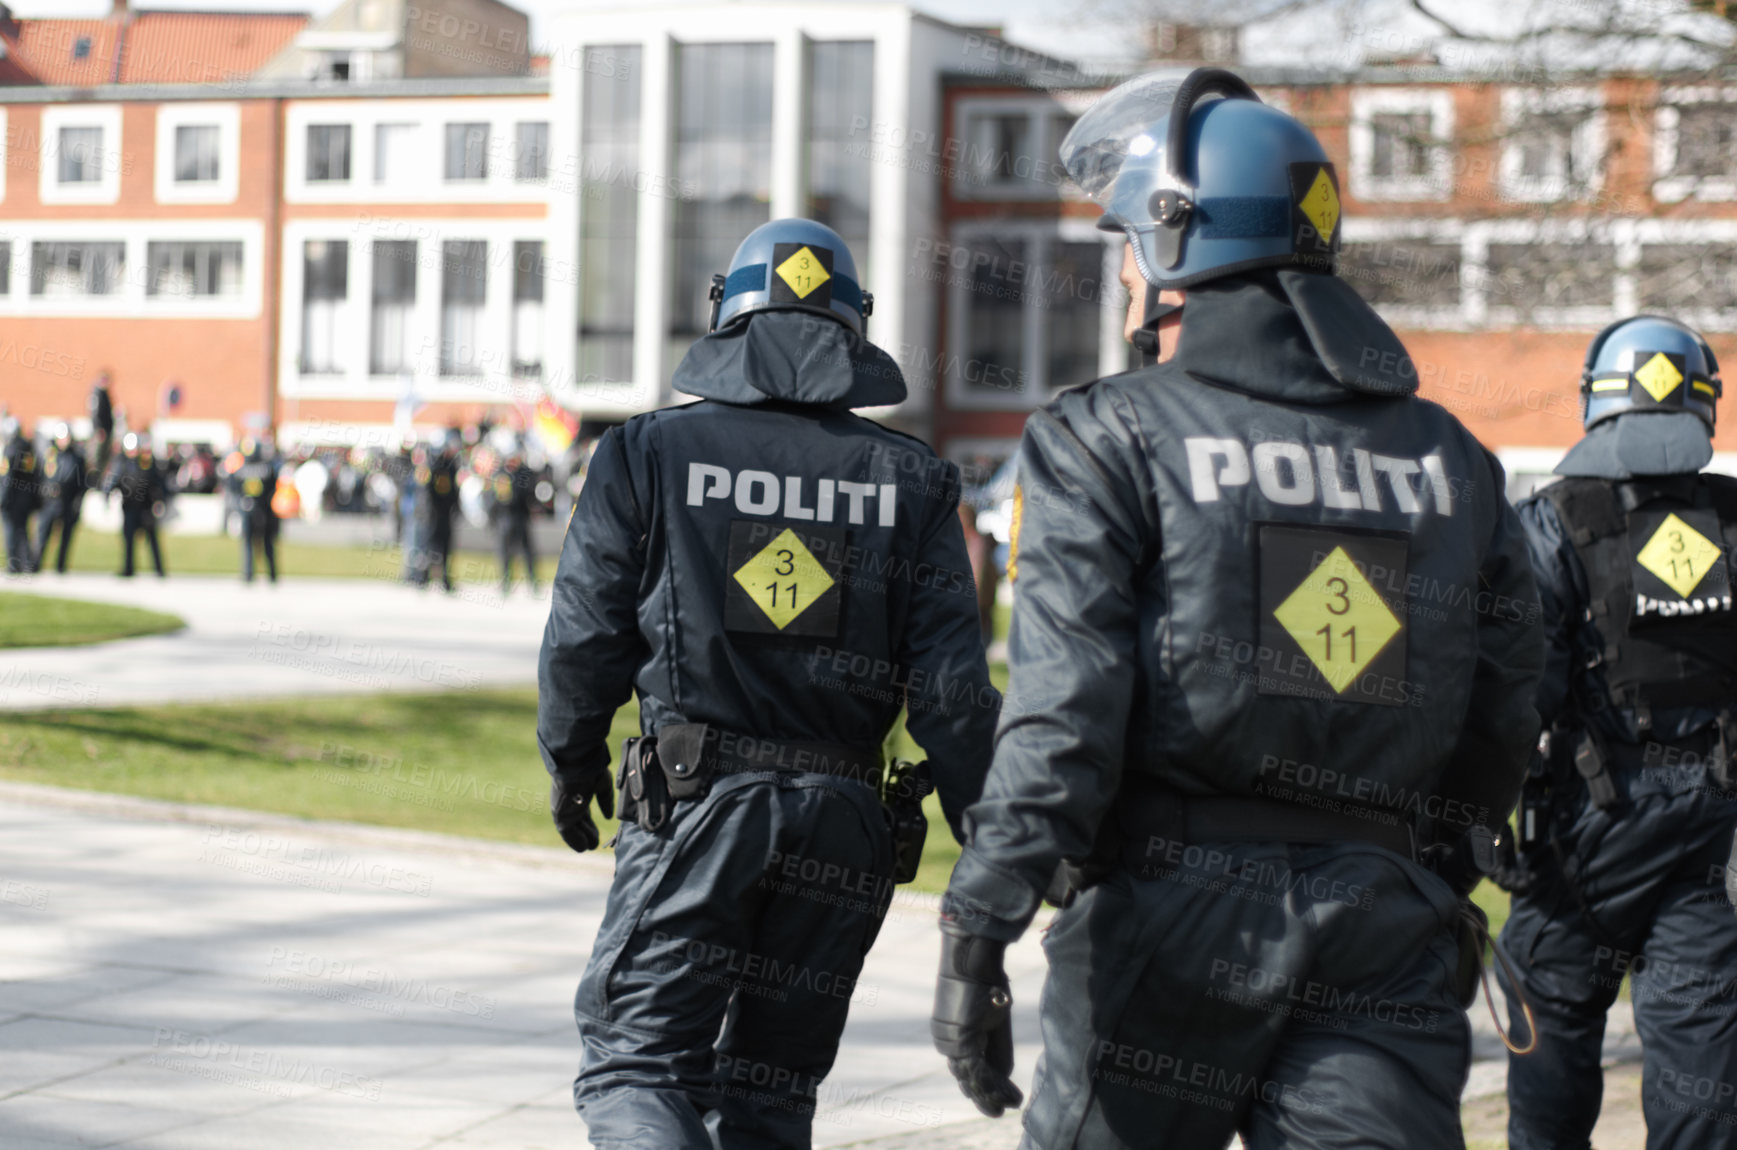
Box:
[1060,67,1342,290]
[709,218,874,337]
[1581,315,1721,431]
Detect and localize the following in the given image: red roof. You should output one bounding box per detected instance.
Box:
[2,11,307,88]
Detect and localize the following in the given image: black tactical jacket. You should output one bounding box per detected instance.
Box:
[1518,418,1737,745]
[538,312,998,838]
[488,463,537,526]
[945,271,1545,939]
[228,458,279,524]
[0,439,42,515]
[43,444,87,509]
[104,452,168,510]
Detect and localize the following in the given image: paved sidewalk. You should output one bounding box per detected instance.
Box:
[0,574,550,711]
[0,783,1052,1149]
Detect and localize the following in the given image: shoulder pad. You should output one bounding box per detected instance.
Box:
[1541,477,1624,546]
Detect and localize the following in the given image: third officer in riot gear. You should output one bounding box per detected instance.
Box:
[932,68,1545,1147]
[228,438,280,584]
[541,218,997,1147]
[105,432,168,578]
[1497,315,1737,1149]
[36,423,87,575]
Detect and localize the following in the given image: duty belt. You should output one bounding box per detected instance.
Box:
[1117,786,1416,870]
[655,722,883,792]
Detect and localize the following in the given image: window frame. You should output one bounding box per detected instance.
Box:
[1654,87,1737,204]
[443,122,491,182]
[155,103,241,205]
[943,219,1128,411]
[1497,86,1606,204]
[305,123,354,184]
[949,94,1078,203]
[40,105,123,206]
[1348,87,1454,203]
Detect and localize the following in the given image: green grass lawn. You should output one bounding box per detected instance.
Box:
[57,530,559,584]
[0,591,185,649]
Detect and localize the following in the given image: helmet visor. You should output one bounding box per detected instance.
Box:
[1059,74,1183,205]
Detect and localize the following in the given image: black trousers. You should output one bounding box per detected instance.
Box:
[1500,748,1737,1150]
[2,510,34,573]
[35,503,78,573]
[241,517,277,582]
[497,519,536,591]
[120,507,164,576]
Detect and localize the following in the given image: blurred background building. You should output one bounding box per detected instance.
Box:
[1,0,1735,499]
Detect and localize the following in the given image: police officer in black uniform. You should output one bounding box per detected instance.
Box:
[412,432,461,591]
[931,69,1546,1148]
[540,218,997,1148]
[1,419,41,574]
[488,445,538,595]
[35,422,87,574]
[1495,315,1737,1150]
[228,438,280,584]
[105,432,168,578]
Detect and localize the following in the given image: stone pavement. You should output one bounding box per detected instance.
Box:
[0,573,550,711]
[0,782,1651,1150]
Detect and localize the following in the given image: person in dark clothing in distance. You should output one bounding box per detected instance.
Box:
[35,423,87,575]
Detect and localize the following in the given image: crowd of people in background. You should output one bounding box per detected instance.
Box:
[1,377,574,593]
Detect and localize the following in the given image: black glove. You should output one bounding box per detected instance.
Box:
[931,919,1023,1118]
[1422,823,1500,900]
[550,769,615,853]
[1488,830,1532,897]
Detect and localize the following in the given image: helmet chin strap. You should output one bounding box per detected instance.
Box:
[1131,283,1183,365]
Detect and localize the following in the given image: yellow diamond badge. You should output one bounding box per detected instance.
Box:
[775,246,831,300]
[1636,513,1721,598]
[1634,353,1684,403]
[733,528,835,630]
[1298,168,1340,242]
[1272,546,1403,693]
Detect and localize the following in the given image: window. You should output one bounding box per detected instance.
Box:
[370,240,416,375]
[1370,113,1431,179]
[1350,90,1452,201]
[807,42,874,276]
[513,240,544,378]
[1499,88,1603,202]
[440,240,487,376]
[374,123,416,185]
[514,122,548,182]
[1044,242,1105,392]
[444,123,489,181]
[1638,244,1737,314]
[306,125,351,182]
[1671,105,1737,179]
[1486,242,1614,314]
[58,127,104,184]
[301,240,348,375]
[174,125,221,183]
[962,236,1028,398]
[0,243,12,296]
[579,45,642,383]
[73,37,91,60]
[146,242,243,298]
[31,242,125,297]
[965,113,1032,189]
[668,43,774,364]
[1338,241,1461,308]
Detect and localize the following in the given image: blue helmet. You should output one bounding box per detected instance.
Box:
[1581,315,1721,430]
[708,218,873,336]
[1061,67,1341,289]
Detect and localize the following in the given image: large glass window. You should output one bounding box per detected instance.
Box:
[440,240,487,376]
[307,125,351,182]
[370,240,416,375]
[174,125,221,183]
[964,113,1032,189]
[1043,241,1103,392]
[31,242,124,296]
[1339,241,1462,308]
[807,41,874,277]
[515,122,549,182]
[146,241,243,298]
[444,123,490,181]
[579,45,642,383]
[57,127,104,184]
[1639,244,1737,314]
[1671,105,1737,179]
[301,240,348,374]
[513,240,545,378]
[1486,242,1613,313]
[1370,113,1431,180]
[374,123,415,185]
[668,43,774,366]
[963,236,1028,399]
